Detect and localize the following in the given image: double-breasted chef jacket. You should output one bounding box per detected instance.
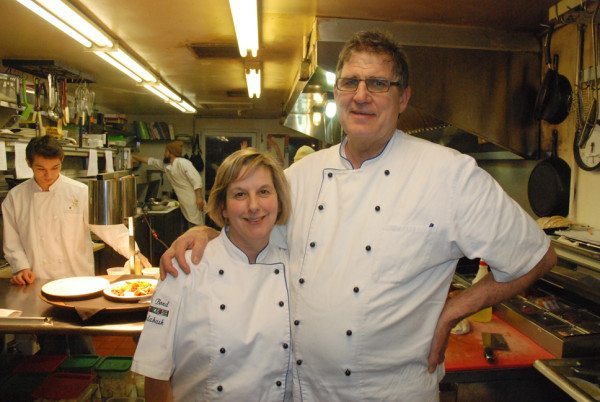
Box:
[2,174,132,279]
[277,130,549,401]
[147,157,204,225]
[132,230,293,401]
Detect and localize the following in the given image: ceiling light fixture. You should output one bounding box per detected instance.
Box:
[154,83,181,102]
[245,68,261,99]
[94,51,142,83]
[106,49,156,82]
[228,0,259,58]
[143,84,169,101]
[35,0,113,47]
[15,0,197,114]
[15,0,93,47]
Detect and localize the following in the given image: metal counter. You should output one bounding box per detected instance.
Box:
[0,278,146,336]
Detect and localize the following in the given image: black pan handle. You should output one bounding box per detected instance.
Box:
[545,25,555,68]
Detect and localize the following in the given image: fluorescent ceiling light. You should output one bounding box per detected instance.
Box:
[245,68,261,98]
[178,101,197,113]
[36,0,113,47]
[143,83,169,101]
[109,49,156,82]
[16,0,92,47]
[168,100,186,113]
[228,0,259,57]
[95,51,142,83]
[154,83,181,102]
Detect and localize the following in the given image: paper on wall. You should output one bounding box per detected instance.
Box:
[105,150,114,173]
[0,141,7,170]
[14,143,33,179]
[87,149,98,176]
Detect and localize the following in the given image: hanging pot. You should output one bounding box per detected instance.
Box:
[528,130,571,217]
[533,25,573,125]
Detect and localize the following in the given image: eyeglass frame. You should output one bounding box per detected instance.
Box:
[335,77,403,93]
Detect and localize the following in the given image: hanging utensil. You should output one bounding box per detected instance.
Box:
[533,24,573,124]
[19,78,33,122]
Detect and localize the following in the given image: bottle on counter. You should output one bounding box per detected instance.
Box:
[469,260,493,322]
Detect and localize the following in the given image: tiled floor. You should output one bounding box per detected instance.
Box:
[92,335,138,356]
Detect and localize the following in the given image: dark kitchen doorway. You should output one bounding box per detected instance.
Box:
[203,133,255,228]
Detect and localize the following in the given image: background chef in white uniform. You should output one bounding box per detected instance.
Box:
[132,140,204,227]
[133,148,292,401]
[2,135,149,286]
[160,31,556,401]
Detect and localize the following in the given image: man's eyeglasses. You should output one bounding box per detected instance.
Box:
[335,77,402,93]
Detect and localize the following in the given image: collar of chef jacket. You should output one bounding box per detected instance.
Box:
[222,226,287,265]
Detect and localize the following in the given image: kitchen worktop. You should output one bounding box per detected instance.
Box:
[445,313,555,372]
[0,277,146,336]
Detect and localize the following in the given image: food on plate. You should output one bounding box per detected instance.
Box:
[110,280,155,297]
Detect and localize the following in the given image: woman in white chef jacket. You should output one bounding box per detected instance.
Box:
[132,148,293,401]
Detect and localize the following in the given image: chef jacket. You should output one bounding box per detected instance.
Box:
[277,130,549,401]
[147,157,204,225]
[132,230,293,401]
[2,175,133,279]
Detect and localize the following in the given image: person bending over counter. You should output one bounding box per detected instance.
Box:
[132,140,204,228]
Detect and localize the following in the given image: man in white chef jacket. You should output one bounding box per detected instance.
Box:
[2,135,145,285]
[161,31,557,401]
[132,140,204,227]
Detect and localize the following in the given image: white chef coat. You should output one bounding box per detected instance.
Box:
[132,230,293,401]
[2,175,133,279]
[147,157,204,225]
[277,130,549,401]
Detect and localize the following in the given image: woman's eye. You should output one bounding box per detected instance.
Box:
[233,192,246,199]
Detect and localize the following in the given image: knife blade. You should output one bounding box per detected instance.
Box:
[482,332,509,364]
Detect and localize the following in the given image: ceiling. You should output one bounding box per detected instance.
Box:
[0,0,557,119]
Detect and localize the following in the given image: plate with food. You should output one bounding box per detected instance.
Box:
[42,277,110,299]
[104,279,158,302]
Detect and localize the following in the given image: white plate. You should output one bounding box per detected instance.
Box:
[41,276,110,299]
[104,279,158,302]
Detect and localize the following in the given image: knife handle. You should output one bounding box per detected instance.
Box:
[484,347,496,363]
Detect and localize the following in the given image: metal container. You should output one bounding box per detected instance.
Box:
[119,175,136,219]
[89,178,122,225]
[88,175,137,224]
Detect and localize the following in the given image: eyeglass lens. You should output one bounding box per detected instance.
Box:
[336,78,398,93]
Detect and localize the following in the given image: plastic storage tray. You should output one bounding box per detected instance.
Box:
[31,372,97,401]
[59,355,101,373]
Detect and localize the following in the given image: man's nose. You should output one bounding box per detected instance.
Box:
[353,81,371,102]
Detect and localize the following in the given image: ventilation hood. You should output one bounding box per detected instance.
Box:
[284,18,542,159]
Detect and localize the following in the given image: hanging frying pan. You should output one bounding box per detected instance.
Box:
[533,25,573,125]
[528,130,571,217]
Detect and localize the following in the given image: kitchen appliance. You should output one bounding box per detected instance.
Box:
[493,236,600,358]
[88,172,141,274]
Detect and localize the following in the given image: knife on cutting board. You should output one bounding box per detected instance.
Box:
[482,332,509,363]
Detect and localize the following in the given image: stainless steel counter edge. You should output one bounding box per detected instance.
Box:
[533,360,597,402]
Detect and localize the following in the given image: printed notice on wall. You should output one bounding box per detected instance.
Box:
[105,150,114,173]
[87,149,98,176]
[0,141,7,170]
[14,143,33,179]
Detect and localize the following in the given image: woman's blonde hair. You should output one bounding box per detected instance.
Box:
[205,148,291,228]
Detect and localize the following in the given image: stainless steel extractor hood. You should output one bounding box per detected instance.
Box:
[284,18,542,158]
